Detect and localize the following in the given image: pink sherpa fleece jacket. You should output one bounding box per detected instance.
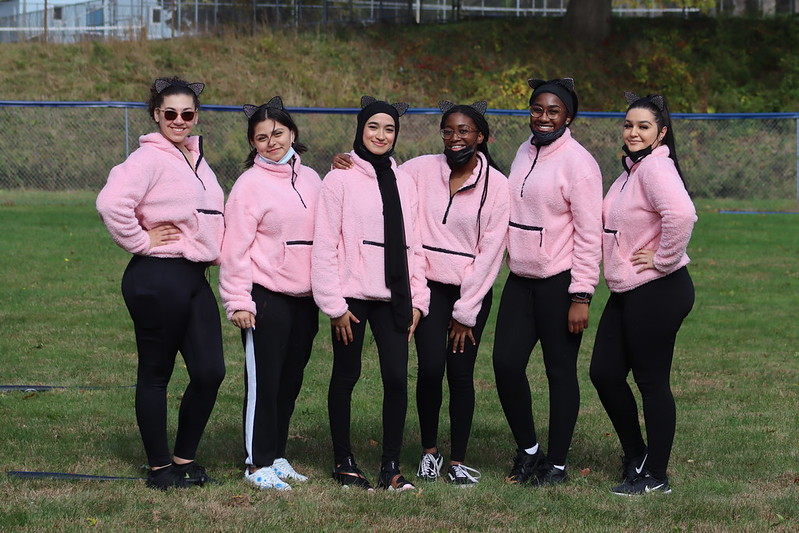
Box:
[506,129,603,294]
[96,132,225,263]
[312,151,430,319]
[401,152,509,327]
[602,145,696,293]
[219,155,322,320]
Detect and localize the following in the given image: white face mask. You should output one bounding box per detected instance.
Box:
[260,146,296,165]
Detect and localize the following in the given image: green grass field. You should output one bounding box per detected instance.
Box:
[0,191,797,532]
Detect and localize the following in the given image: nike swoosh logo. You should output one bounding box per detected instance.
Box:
[635,454,648,475]
[645,483,664,493]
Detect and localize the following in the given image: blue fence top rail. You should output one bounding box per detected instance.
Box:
[1,101,799,119]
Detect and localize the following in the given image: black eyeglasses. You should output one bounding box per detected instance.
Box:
[440,127,479,139]
[159,109,196,121]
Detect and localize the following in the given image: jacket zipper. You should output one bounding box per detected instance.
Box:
[520,145,541,198]
[509,221,544,246]
[422,244,475,259]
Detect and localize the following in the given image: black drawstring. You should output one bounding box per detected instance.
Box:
[520,146,540,198]
[290,157,307,208]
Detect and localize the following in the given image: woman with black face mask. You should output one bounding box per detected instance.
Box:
[492,78,603,487]
[590,93,695,496]
[333,102,509,486]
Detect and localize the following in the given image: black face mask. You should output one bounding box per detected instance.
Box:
[444,146,476,167]
[530,124,568,147]
[621,143,654,174]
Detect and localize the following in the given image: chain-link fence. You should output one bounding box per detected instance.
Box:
[1,102,797,201]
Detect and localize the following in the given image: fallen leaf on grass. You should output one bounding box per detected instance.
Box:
[369,439,379,447]
[226,494,252,508]
[580,468,591,477]
[23,393,37,400]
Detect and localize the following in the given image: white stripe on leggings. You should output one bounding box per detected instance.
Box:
[243,328,257,466]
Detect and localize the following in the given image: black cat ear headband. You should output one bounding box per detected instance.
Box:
[624,91,665,112]
[438,100,488,115]
[527,78,575,93]
[154,78,204,96]
[360,95,409,116]
[242,96,285,119]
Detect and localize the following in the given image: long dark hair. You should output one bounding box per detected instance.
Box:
[626,94,685,185]
[146,76,202,120]
[244,105,307,169]
[439,104,501,173]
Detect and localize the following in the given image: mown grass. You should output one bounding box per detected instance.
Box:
[0,191,797,532]
[1,17,799,112]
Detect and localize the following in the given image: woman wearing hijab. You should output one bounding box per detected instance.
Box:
[591,92,695,496]
[312,96,429,492]
[492,78,603,486]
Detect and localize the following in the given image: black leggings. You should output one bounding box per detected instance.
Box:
[492,270,581,466]
[121,256,226,468]
[243,285,318,468]
[415,281,492,462]
[328,299,409,465]
[590,267,694,479]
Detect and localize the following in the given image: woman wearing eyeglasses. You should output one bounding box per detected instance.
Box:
[590,93,695,496]
[97,77,226,491]
[492,78,603,486]
[332,102,509,486]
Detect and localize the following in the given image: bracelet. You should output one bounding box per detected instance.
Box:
[570,292,592,304]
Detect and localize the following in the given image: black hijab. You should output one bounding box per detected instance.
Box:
[353,96,412,330]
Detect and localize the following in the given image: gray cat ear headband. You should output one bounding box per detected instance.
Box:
[360,95,409,116]
[624,91,665,112]
[527,78,575,93]
[438,100,488,115]
[242,96,285,119]
[154,78,205,96]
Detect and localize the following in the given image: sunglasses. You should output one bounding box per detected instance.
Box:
[159,109,196,121]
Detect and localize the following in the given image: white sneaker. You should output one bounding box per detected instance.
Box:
[446,463,481,486]
[416,451,444,481]
[244,466,292,491]
[272,458,308,482]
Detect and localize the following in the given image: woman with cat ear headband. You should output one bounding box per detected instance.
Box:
[331,101,509,486]
[590,92,695,496]
[219,97,322,491]
[312,96,429,492]
[492,77,603,487]
[97,77,226,491]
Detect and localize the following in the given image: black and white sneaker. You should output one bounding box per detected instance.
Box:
[620,449,648,483]
[416,451,444,481]
[446,464,481,487]
[332,456,373,491]
[173,461,211,486]
[612,472,672,496]
[530,457,568,487]
[377,460,416,492]
[504,449,540,484]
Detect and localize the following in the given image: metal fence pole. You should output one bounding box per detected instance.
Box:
[124,107,130,158]
[796,117,799,202]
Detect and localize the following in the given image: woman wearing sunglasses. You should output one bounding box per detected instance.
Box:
[332,101,509,486]
[97,77,226,491]
[219,97,321,491]
[492,78,603,487]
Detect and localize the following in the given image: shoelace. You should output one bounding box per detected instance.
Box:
[273,458,306,480]
[451,464,481,482]
[419,454,440,477]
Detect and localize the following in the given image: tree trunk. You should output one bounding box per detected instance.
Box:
[562,0,612,45]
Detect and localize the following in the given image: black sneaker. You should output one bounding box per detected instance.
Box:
[612,472,672,496]
[620,448,648,483]
[445,463,481,486]
[332,456,374,491]
[530,457,568,487]
[377,460,415,492]
[173,461,211,486]
[504,449,540,484]
[145,464,191,491]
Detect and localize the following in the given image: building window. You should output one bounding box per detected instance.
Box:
[86,8,103,26]
[152,8,161,23]
[53,6,63,20]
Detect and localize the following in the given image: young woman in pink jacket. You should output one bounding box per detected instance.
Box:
[332,101,509,486]
[312,96,429,492]
[219,97,322,491]
[492,78,603,486]
[96,77,226,490]
[590,93,696,496]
